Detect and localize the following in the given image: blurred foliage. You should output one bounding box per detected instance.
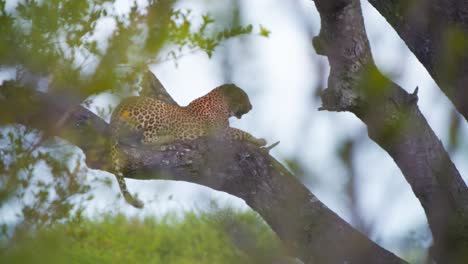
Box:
[440,26,468,87]
[284,158,306,179]
[259,24,270,38]
[0,209,289,264]
[398,228,431,264]
[0,0,259,98]
[0,126,91,237]
[165,10,254,60]
[447,109,462,153]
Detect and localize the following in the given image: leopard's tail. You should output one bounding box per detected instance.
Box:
[110,140,144,208]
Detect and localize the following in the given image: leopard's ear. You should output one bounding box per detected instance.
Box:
[217,84,252,118]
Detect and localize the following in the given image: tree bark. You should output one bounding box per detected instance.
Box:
[312,0,468,262]
[0,80,405,263]
[368,0,468,121]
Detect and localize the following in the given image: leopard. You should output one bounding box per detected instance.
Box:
[110,83,267,208]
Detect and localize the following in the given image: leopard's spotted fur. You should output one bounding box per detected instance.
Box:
[110,84,266,208]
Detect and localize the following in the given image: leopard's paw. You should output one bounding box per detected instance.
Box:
[252,138,267,147]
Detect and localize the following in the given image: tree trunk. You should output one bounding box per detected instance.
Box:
[368,0,468,121]
[312,0,468,262]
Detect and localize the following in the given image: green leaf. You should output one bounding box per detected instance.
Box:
[259,24,270,37]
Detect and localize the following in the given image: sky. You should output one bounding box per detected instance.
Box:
[1,0,468,261]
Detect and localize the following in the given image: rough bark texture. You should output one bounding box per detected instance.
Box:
[368,0,468,121]
[312,0,468,262]
[0,79,405,263]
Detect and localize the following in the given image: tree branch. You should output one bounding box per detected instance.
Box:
[0,80,405,263]
[140,70,178,105]
[368,0,468,121]
[312,0,468,262]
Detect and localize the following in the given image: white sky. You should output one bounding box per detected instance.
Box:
[1,0,468,261]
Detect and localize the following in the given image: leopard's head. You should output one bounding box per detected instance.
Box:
[217,84,252,119]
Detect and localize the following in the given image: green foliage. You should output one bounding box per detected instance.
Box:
[0,0,260,98]
[0,126,91,235]
[0,210,285,264]
[165,9,253,60]
[259,24,270,37]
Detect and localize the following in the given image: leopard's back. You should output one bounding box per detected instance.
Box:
[110,96,211,143]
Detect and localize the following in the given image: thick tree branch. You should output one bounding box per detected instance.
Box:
[140,70,177,105]
[312,0,468,262]
[368,0,468,121]
[0,80,405,263]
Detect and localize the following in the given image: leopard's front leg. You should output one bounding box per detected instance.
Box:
[225,127,267,146]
